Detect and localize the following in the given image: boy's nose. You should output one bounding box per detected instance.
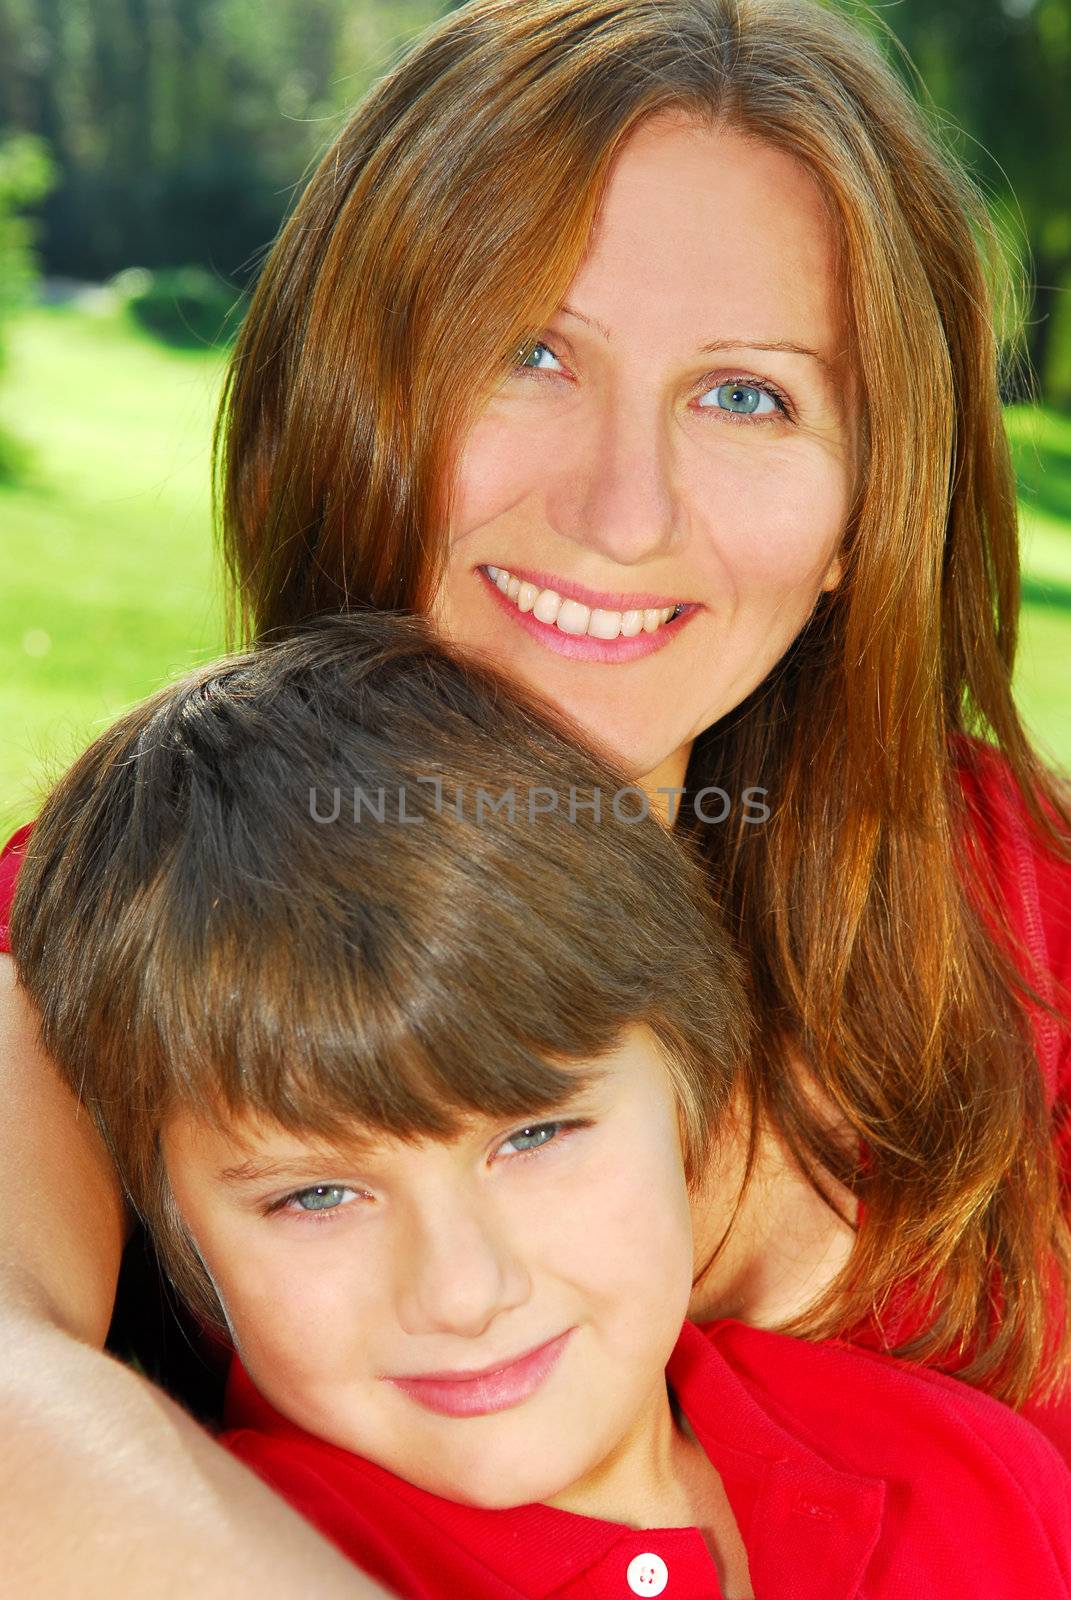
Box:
[393,1196,532,1339]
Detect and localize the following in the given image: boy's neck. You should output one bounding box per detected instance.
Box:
[544,1375,752,1595]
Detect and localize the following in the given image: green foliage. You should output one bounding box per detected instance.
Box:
[0,0,445,285]
[0,129,54,477]
[850,0,1071,403]
[124,265,246,349]
[0,132,53,318]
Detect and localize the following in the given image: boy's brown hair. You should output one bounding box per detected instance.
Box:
[11,610,751,1324]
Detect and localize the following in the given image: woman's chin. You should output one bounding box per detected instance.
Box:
[570,716,694,802]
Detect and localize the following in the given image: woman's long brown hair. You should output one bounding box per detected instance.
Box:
[213,0,1071,1402]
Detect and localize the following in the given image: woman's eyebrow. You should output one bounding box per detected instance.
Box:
[697,335,833,374]
[558,303,832,374]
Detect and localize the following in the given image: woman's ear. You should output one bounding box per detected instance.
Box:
[820,552,844,593]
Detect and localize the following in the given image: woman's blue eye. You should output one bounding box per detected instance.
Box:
[501,1122,559,1155]
[290,1184,352,1212]
[700,381,779,417]
[518,341,561,372]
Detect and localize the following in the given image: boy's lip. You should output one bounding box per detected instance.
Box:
[388,1329,575,1417]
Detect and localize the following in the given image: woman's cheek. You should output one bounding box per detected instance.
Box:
[449,406,550,551]
[693,447,849,594]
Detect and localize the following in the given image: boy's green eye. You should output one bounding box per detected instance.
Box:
[292,1184,350,1211]
[500,1123,559,1155]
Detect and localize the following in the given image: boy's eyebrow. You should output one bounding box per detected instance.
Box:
[216,1150,378,1187]
[214,1077,608,1188]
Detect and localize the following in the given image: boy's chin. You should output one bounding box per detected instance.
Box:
[398,1441,598,1513]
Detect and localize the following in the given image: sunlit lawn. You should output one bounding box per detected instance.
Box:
[1009,405,1071,771]
[1,304,1069,841]
[0,304,226,838]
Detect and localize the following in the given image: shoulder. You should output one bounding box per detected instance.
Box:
[0,822,35,954]
[703,1319,1071,1591]
[950,732,1071,887]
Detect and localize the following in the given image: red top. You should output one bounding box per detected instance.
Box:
[220,1317,1071,1599]
[0,818,31,948]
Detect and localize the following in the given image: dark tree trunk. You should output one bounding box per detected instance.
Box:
[1025,252,1070,403]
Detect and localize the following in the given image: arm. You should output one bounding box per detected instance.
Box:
[0,958,394,1599]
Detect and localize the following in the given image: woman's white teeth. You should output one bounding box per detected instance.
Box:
[532,588,565,626]
[485,566,679,638]
[589,608,621,640]
[557,598,589,633]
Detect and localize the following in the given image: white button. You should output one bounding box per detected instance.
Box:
[626,1552,668,1596]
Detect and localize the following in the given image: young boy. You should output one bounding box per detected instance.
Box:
[10,610,1071,1600]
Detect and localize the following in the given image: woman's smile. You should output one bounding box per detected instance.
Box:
[478,563,700,664]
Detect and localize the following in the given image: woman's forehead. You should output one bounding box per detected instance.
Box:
[568,114,844,361]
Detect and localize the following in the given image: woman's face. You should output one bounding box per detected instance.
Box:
[429,114,855,798]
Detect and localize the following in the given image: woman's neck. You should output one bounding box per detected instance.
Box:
[638,741,693,825]
[688,1079,857,1329]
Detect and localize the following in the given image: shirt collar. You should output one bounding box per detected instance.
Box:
[672,1321,886,1599]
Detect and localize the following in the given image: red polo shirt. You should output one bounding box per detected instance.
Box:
[220,1318,1071,1598]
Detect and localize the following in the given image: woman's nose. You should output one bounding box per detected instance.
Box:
[394,1193,532,1339]
[551,390,682,566]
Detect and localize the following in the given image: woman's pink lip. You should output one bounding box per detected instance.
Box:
[482,562,689,613]
[479,567,699,664]
[389,1329,574,1418]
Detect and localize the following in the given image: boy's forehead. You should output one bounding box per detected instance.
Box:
[159,1032,664,1179]
[164,1100,403,1167]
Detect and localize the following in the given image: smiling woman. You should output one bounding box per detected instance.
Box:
[2,0,1071,1594]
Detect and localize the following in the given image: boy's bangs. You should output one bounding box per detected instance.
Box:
[155,938,611,1146]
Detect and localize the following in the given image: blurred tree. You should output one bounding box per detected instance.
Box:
[0,0,444,286]
[861,0,1071,402]
[0,127,53,476]
[0,132,52,318]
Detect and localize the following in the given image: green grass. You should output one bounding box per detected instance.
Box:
[1005,406,1071,769]
[1,306,1070,841]
[0,304,226,838]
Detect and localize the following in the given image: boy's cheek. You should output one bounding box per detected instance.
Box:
[222,1271,384,1432]
[186,1220,377,1367]
[542,1175,694,1316]
[571,1141,694,1258]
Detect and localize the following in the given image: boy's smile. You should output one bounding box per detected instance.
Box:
[388,1327,576,1417]
[161,1024,703,1520]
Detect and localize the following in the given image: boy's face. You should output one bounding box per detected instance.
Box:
[162,1024,696,1511]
